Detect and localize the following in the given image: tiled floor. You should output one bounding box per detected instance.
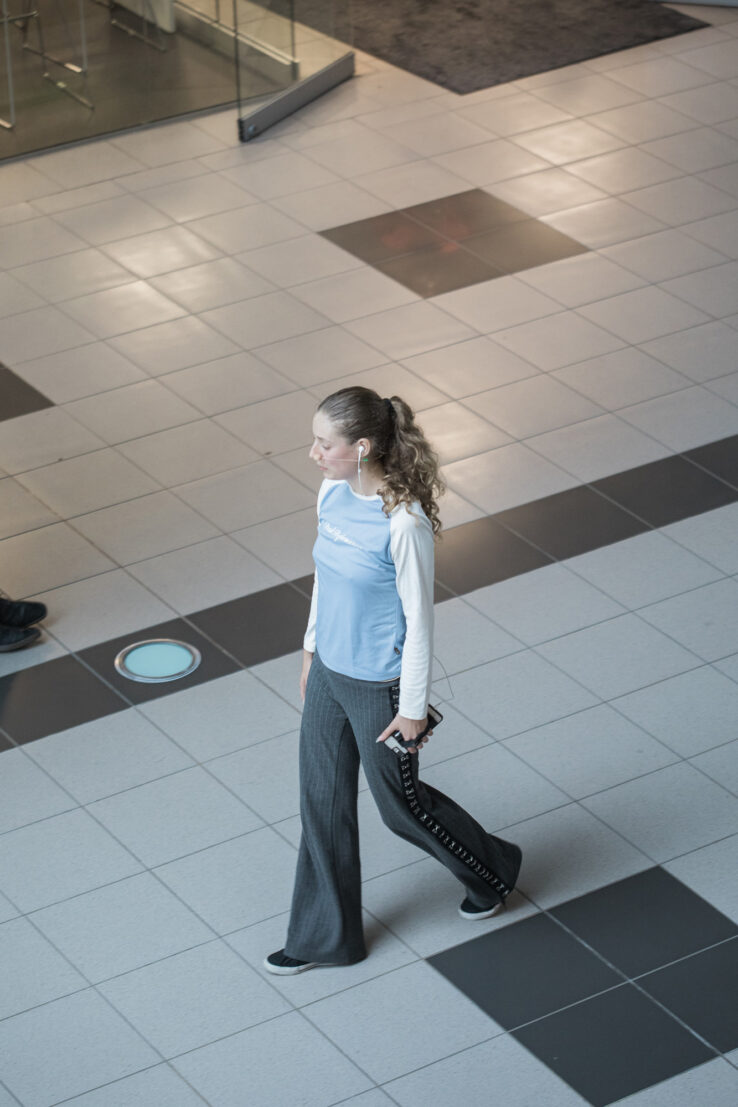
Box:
[2,5,738,1105]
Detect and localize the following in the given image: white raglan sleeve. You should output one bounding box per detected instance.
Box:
[303,480,332,653]
[390,506,435,720]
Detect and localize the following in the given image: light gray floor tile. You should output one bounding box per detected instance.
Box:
[541,197,666,248]
[10,249,135,304]
[679,210,738,259]
[566,146,681,193]
[518,251,646,307]
[411,402,511,464]
[357,790,432,880]
[455,90,571,135]
[11,343,146,405]
[0,217,87,268]
[0,749,75,834]
[386,1033,589,1107]
[613,665,738,757]
[0,990,158,1107]
[255,326,386,387]
[602,228,729,282]
[0,407,106,475]
[155,828,297,933]
[175,460,314,531]
[248,649,311,712]
[0,809,142,912]
[101,224,223,281]
[237,234,363,288]
[215,390,317,456]
[0,479,58,539]
[401,336,540,399]
[0,917,86,1020]
[33,180,123,214]
[553,347,690,410]
[622,176,736,225]
[0,272,45,317]
[350,161,471,209]
[537,613,700,699]
[32,872,213,982]
[111,120,227,167]
[665,834,738,924]
[54,195,172,245]
[305,961,499,1084]
[187,204,307,254]
[109,316,240,375]
[470,373,605,436]
[307,363,448,414]
[448,650,599,739]
[228,909,417,1005]
[0,523,114,597]
[345,302,476,362]
[432,139,549,188]
[579,285,710,343]
[206,732,300,823]
[567,530,724,609]
[381,112,495,157]
[0,162,61,205]
[32,142,145,187]
[63,281,197,344]
[433,488,486,529]
[140,670,300,761]
[232,506,318,580]
[582,762,738,861]
[589,100,697,144]
[202,290,331,348]
[513,119,626,165]
[56,1064,209,1106]
[643,127,738,173]
[526,413,671,482]
[663,503,738,575]
[504,703,677,799]
[16,450,160,518]
[26,709,194,806]
[432,597,523,673]
[507,802,651,908]
[173,1010,372,1107]
[151,257,275,312]
[290,268,417,325]
[639,578,738,661]
[72,492,219,565]
[361,858,536,958]
[487,167,607,216]
[128,534,281,612]
[89,767,263,868]
[117,420,258,485]
[435,276,561,335]
[661,261,738,321]
[274,179,394,231]
[138,175,256,223]
[494,310,626,372]
[611,1058,738,1107]
[332,1091,395,1107]
[162,351,295,415]
[221,151,339,198]
[0,890,19,923]
[604,56,713,96]
[692,739,738,796]
[64,380,201,444]
[100,940,289,1057]
[443,442,578,515]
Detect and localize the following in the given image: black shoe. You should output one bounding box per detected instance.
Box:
[0,625,41,652]
[264,949,325,975]
[0,597,47,629]
[458,896,504,920]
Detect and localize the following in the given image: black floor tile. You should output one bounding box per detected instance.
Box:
[638,939,738,1053]
[434,515,553,595]
[375,243,502,297]
[405,189,529,238]
[0,730,15,752]
[189,583,311,668]
[683,435,738,492]
[0,655,128,743]
[321,211,444,264]
[78,618,240,705]
[593,455,738,528]
[0,364,54,422]
[495,485,649,561]
[429,913,621,1028]
[463,219,588,274]
[551,868,738,978]
[514,984,714,1107]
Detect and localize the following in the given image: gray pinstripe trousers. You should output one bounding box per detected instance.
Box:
[284,652,522,965]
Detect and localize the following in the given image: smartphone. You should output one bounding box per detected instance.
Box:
[383,704,443,755]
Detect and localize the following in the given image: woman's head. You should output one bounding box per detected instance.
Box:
[312,386,445,535]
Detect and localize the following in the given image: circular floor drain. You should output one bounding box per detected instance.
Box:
[114,639,201,683]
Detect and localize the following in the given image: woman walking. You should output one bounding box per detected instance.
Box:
[265,386,522,975]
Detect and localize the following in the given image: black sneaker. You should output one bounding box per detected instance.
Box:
[264,949,325,975]
[458,897,504,920]
[0,625,41,652]
[0,598,47,629]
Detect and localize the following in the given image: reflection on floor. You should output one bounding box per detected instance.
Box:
[1,3,738,1103]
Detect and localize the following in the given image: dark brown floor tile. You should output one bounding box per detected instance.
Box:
[683,435,738,491]
[463,219,588,274]
[0,655,128,743]
[375,242,502,296]
[321,211,444,264]
[189,583,311,668]
[0,365,54,422]
[435,515,552,594]
[593,455,738,528]
[405,189,529,239]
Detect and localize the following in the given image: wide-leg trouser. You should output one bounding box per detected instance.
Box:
[284,652,522,965]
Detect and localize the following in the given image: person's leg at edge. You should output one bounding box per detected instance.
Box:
[282,653,367,966]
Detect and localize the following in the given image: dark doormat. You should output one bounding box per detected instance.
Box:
[293,0,707,94]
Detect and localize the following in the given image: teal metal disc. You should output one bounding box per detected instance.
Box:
[114,639,201,683]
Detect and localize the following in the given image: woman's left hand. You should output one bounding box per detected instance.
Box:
[376,713,432,755]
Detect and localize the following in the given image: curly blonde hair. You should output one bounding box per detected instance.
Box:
[317,386,445,536]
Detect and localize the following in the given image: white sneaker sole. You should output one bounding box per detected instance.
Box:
[263,957,322,975]
[458,902,504,921]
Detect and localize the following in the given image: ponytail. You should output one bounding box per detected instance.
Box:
[317,386,445,536]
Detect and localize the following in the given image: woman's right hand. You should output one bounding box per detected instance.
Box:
[300,649,314,702]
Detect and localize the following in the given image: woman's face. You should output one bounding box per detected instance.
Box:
[309,411,358,482]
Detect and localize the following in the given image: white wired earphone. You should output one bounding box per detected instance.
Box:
[357,443,365,491]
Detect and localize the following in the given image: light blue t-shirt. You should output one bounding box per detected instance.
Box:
[304,480,434,718]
